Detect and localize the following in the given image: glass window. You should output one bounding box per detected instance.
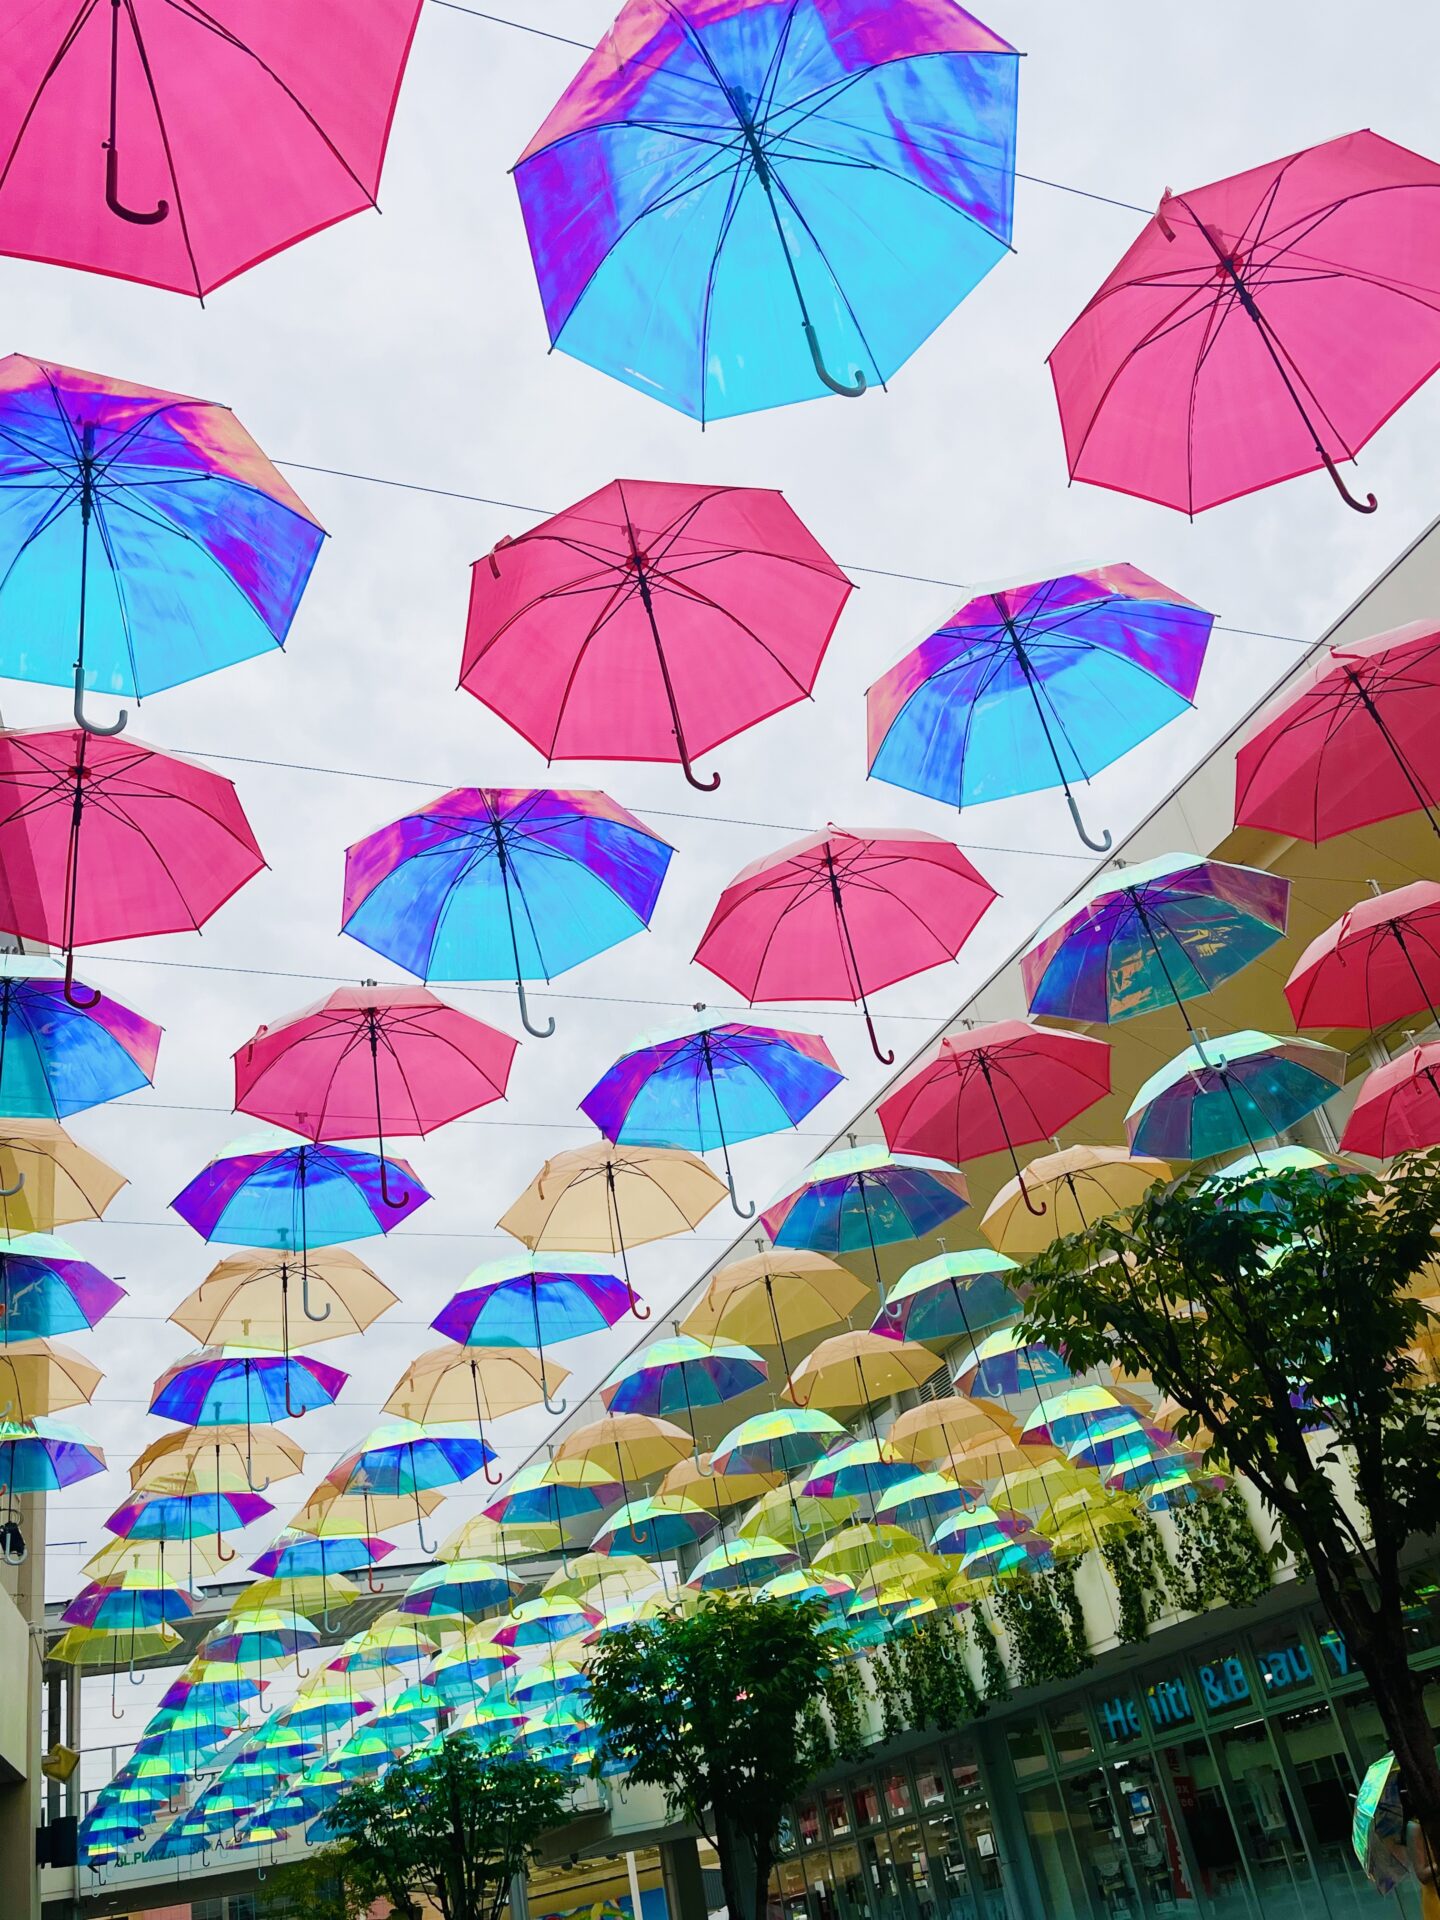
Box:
[1274,1703,1378,1914]
[1192,1647,1253,1719]
[1048,1706,1095,1767]
[1007,1718,1049,1780]
[1143,1668,1197,1735]
[882,1769,913,1821]
[852,1776,882,1829]
[920,1809,971,1917]
[1214,1717,1313,1910]
[1311,1611,1356,1686]
[1253,1626,1318,1701]
[798,1798,821,1847]
[947,1747,982,1800]
[914,1763,946,1811]
[823,1785,852,1841]
[1095,1687,1146,1746]
[1022,1781,1096,1918]
[1403,1578,1440,1658]
[1158,1740,1251,1919]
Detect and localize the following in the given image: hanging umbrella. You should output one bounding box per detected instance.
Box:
[659,1455,780,1514]
[952,1327,1071,1401]
[682,1247,870,1392]
[169,1247,396,1377]
[105,1488,272,1556]
[0,1122,126,1233]
[499,1143,725,1313]
[63,1575,195,1631]
[931,1503,1034,1557]
[592,1496,716,1558]
[1023,855,1290,1035]
[432,1257,632,1417]
[1126,1030,1347,1160]
[873,1471,979,1531]
[552,1412,691,1503]
[601,1335,766,1422]
[87,1535,226,1584]
[761,1144,970,1279]
[877,1020,1111,1214]
[342,786,672,1039]
[0,1338,101,1417]
[383,1346,558,1477]
[0,1413,104,1490]
[784,1330,938,1415]
[0,356,326,733]
[480,1458,617,1532]
[887,1395,1019,1470]
[327,1421,495,1555]
[1341,1043,1440,1156]
[800,1436,915,1500]
[582,1020,842,1217]
[812,1523,926,1581]
[0,954,160,1119]
[130,1426,304,1497]
[738,1481,857,1547]
[0,727,264,1002]
[1235,624,1440,843]
[1049,131,1440,514]
[171,1134,428,1250]
[1199,1146,1341,1213]
[491,1598,600,1650]
[250,1531,396,1582]
[1019,1389,1151,1452]
[711,1406,847,1477]
[695,827,996,1063]
[1285,882,1440,1029]
[202,1611,319,1669]
[543,1554,662,1604]
[462,478,852,788]
[0,1231,123,1339]
[873,1250,1021,1346]
[514,0,1017,420]
[1352,1751,1415,1897]
[0,8,421,297]
[151,1349,347,1427]
[687,1536,798,1593]
[291,1482,445,1549]
[234,986,516,1201]
[982,1145,1171,1256]
[398,1559,519,1623]
[868,566,1214,851]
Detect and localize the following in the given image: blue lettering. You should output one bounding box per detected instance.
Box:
[1100,1695,1142,1741]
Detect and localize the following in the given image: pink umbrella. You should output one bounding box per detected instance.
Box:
[234,986,518,1207]
[1340,1043,1440,1156]
[1234,623,1440,843]
[0,728,263,1005]
[461,479,852,791]
[0,2,422,297]
[1286,882,1440,1031]
[1049,131,1440,515]
[877,1020,1112,1213]
[693,828,997,1063]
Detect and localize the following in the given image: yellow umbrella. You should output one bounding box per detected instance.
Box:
[888,1393,1019,1467]
[659,1454,780,1511]
[991,1461,1099,1518]
[981,1144,1171,1255]
[680,1247,872,1383]
[130,1426,306,1495]
[383,1345,561,1439]
[813,1523,925,1578]
[0,1120,125,1233]
[84,1535,224,1582]
[0,1338,101,1416]
[230,1574,360,1619]
[553,1412,691,1481]
[499,1144,726,1304]
[439,1512,559,1561]
[736,1481,857,1547]
[784,1329,938,1412]
[544,1557,662,1604]
[293,1481,444,1539]
[170,1247,397,1350]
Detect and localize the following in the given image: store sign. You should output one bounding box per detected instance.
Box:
[1099,1656,1250,1741]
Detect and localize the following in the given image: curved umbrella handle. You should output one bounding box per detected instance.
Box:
[415,1512,438,1556]
[110,1674,124,1721]
[542,1389,568,1417]
[861,1004,895,1067]
[283,1368,306,1422]
[676,741,720,793]
[1063,789,1112,854]
[514,975,556,1040]
[377,1157,410,1212]
[1018,1173,1048,1220]
[214,1533,236,1565]
[1319,446,1378,514]
[724,1175,756,1222]
[300,1271,333,1325]
[804,322,867,398]
[73,668,128,738]
[693,1448,716,1479]
[63,949,102,1012]
[365,1563,384,1595]
[484,1452,504,1486]
[0,1173,22,1200]
[129,1659,146,1687]
[104,150,167,225]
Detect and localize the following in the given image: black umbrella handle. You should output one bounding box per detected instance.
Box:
[105,0,168,226]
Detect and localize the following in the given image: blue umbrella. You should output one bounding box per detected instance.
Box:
[581,1020,843,1217]
[171,1133,430,1250]
[1126,1031,1348,1162]
[514,1,1019,420]
[762,1143,969,1284]
[342,787,673,1039]
[0,958,161,1118]
[868,568,1215,849]
[0,1233,124,1341]
[431,1257,632,1417]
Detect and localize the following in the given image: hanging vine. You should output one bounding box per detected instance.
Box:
[892,1615,984,1733]
[971,1605,1011,1703]
[823,1659,870,1763]
[798,1699,834,1774]
[992,1565,1092,1689]
[1100,1515,1173,1644]
[869,1643,908,1744]
[1169,1486,1275,1613]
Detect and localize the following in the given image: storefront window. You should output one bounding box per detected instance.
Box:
[1007,1718,1049,1780]
[824,1785,853,1841]
[1253,1627,1318,1701]
[1311,1612,1355,1685]
[914,1762,946,1811]
[1096,1686,1146,1746]
[1158,1739,1251,1918]
[947,1749,982,1800]
[1192,1646,1253,1719]
[1022,1781,1095,1918]
[883,1769,914,1821]
[1048,1706,1095,1767]
[852,1776,882,1829]
[799,1799,822,1847]
[1213,1717,1312,1910]
[1273,1702,1378,1914]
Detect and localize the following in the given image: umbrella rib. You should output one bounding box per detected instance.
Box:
[0,1,96,199]
[698,165,754,431]
[646,568,818,697]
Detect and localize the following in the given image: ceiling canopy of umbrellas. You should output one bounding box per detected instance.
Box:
[1,0,1440,1879]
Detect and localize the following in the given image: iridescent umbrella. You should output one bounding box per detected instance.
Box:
[432,1256,632,1416]
[761,1144,970,1283]
[249,1531,396,1583]
[481,1457,618,1531]
[1199,1146,1338,1213]
[981,1145,1171,1256]
[712,1406,846,1477]
[0,955,161,1119]
[801,1437,915,1500]
[658,1454,779,1515]
[62,1578,196,1632]
[682,1245,870,1388]
[582,1021,843,1217]
[952,1327,1072,1401]
[327,1421,496,1554]
[1126,1031,1347,1160]
[592,1496,716,1558]
[601,1335,766,1461]
[383,1347,555,1474]
[398,1559,519,1623]
[171,1135,429,1251]
[510,1659,590,1705]
[874,1471,981,1531]
[0,1413,104,1491]
[149,1349,347,1488]
[202,1610,318,1669]
[873,1249,1021,1347]
[0,1232,124,1340]
[687,1536,798,1593]
[1020,1389,1148,1452]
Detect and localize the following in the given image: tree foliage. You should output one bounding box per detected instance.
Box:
[322,1735,571,1920]
[585,1590,848,1920]
[1020,1153,1440,1856]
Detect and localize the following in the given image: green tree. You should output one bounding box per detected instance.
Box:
[586,1590,850,1920]
[322,1734,571,1920]
[1019,1154,1440,1861]
[257,1845,374,1920]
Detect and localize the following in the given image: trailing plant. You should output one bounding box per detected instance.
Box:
[876,1614,985,1735]
[868,1642,908,1744]
[970,1604,1010,1703]
[1169,1485,1275,1613]
[823,1657,870,1763]
[797,1700,834,1773]
[1101,1515,1173,1644]
[992,1568,1090,1689]
[1051,1557,1094,1670]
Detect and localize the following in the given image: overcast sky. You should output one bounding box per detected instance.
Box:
[10,0,1440,1778]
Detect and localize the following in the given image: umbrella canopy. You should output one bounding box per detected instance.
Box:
[107,1483,274,1548]
[887,1395,1019,1469]
[1126,1030,1347,1160]
[1049,131,1440,514]
[329,1422,495,1504]
[342,787,672,1039]
[695,827,996,1063]
[1341,1043,1440,1156]
[171,1135,429,1249]
[739,1481,857,1547]
[711,1406,847,1477]
[0,6,421,297]
[291,1481,444,1540]
[873,1250,1021,1346]
[0,1122,126,1235]
[687,1536,798,1593]
[234,987,516,1187]
[250,1532,395,1581]
[1285,882,1440,1030]
[592,1496,716,1558]
[398,1559,519,1622]
[130,1427,304,1496]
[0,1338,101,1418]
[463,478,852,786]
[170,1248,396,1361]
[0,1413,104,1491]
[801,1436,914,1500]
[601,1336,766,1419]
[480,1459,618,1529]
[383,1345,558,1458]
[0,1232,123,1339]
[433,1258,628,1416]
[582,1020,842,1217]
[499,1144,724,1309]
[683,1247,868,1355]
[150,1348,348,1426]
[874,1470,979,1530]
[0,728,264,997]
[659,1455,780,1513]
[868,567,1213,851]
[1023,855,1290,1025]
[761,1144,970,1278]
[552,1412,691,1483]
[982,1145,1171,1256]
[952,1327,1071,1401]
[1235,623,1440,844]
[514,0,1017,420]
[0,955,160,1119]
[202,1610,318,1668]
[1352,1750,1413,1896]
[877,1020,1111,1208]
[785,1331,938,1414]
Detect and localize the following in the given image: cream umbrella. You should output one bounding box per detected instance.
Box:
[0,1120,125,1233]
[981,1143,1171,1255]
[784,1329,939,1413]
[681,1245,872,1383]
[130,1425,306,1495]
[383,1344,560,1469]
[170,1247,396,1351]
[0,1337,101,1416]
